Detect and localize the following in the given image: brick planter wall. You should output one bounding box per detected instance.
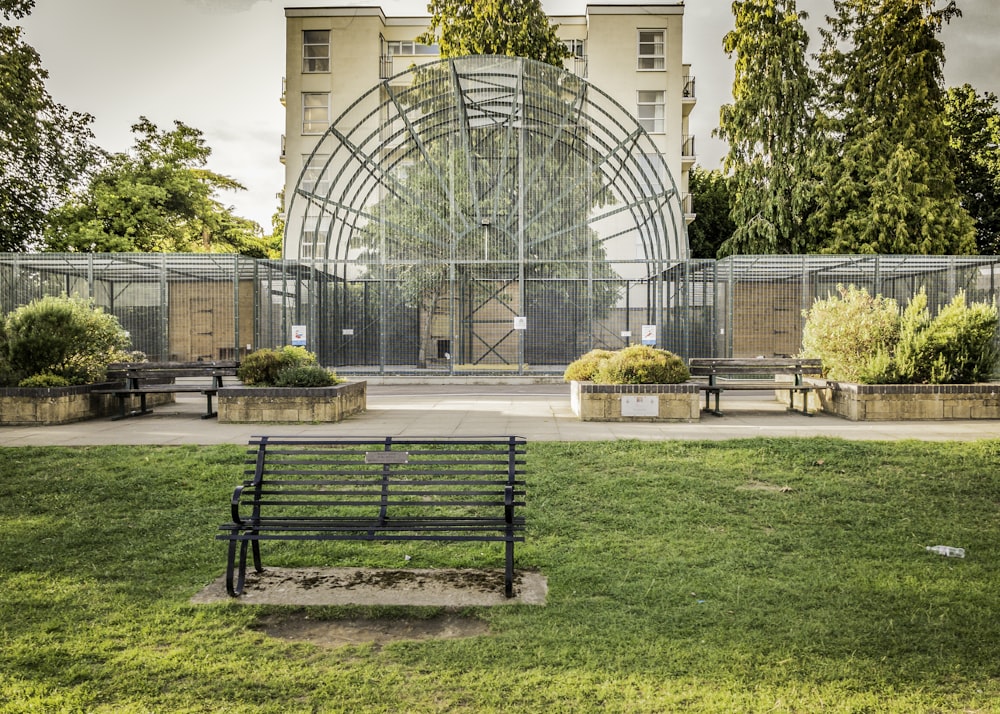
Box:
[0,384,173,425]
[217,381,366,423]
[570,380,700,422]
[819,381,1000,421]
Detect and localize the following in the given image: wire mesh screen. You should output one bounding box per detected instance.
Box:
[710,256,1000,359]
[1,254,998,372]
[0,254,255,362]
[2,253,998,371]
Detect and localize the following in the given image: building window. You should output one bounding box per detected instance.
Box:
[302,93,330,134]
[301,154,330,196]
[301,217,331,259]
[385,40,439,56]
[564,39,586,58]
[303,30,330,73]
[637,30,665,70]
[637,91,664,133]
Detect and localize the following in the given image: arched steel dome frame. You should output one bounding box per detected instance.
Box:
[288,55,687,266]
[285,55,689,370]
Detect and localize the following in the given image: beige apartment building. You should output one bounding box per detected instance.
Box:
[281,2,696,261]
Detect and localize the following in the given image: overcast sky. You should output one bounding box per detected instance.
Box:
[19,0,1000,229]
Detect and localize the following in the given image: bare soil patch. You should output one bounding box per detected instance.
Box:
[252,611,489,648]
[192,567,548,607]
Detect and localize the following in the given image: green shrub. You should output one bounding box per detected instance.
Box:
[563,349,614,382]
[237,346,326,386]
[893,290,998,384]
[272,365,342,388]
[590,345,690,384]
[236,349,284,385]
[1,294,132,386]
[801,285,900,383]
[802,285,999,384]
[17,373,73,388]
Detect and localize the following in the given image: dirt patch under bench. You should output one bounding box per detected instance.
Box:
[192,567,548,608]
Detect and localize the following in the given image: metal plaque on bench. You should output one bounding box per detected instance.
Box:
[365,451,410,464]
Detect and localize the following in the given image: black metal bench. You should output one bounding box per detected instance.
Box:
[688,357,824,416]
[217,435,527,598]
[93,361,239,420]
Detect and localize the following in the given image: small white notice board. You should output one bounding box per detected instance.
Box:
[621,395,659,417]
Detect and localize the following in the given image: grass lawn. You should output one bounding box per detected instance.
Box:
[1,438,998,713]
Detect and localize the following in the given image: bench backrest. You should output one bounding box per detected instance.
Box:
[688,358,822,377]
[240,436,527,522]
[108,361,239,381]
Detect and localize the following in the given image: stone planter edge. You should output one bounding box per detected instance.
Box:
[809,378,1000,421]
[0,382,173,425]
[570,380,700,422]
[217,380,367,423]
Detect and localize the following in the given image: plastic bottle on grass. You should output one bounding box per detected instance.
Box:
[925,545,965,558]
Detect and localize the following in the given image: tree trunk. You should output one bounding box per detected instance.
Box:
[416,286,442,369]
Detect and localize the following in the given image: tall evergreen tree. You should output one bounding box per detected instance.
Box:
[811,0,975,254]
[686,166,736,259]
[944,84,1000,255]
[716,0,815,255]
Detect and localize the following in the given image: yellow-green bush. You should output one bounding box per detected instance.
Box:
[565,345,689,384]
[237,346,341,387]
[563,349,614,382]
[802,285,998,384]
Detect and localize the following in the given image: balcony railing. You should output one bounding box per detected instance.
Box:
[683,75,696,99]
[682,135,696,160]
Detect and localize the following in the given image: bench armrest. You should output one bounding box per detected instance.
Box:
[504,485,514,523]
[230,485,246,525]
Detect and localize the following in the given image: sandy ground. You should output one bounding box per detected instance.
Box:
[193,567,547,607]
[191,567,547,647]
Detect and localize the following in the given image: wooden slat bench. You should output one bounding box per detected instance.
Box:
[217,435,527,598]
[94,361,239,420]
[688,357,824,416]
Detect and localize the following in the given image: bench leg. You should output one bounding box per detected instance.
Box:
[225,539,250,597]
[202,391,217,419]
[505,540,515,598]
[111,393,155,420]
[109,394,129,421]
[787,389,814,416]
[701,388,723,417]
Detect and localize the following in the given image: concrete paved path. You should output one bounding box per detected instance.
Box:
[2,384,999,446]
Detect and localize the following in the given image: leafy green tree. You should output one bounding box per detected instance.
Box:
[716,0,816,255]
[419,0,570,67]
[686,166,735,259]
[944,84,1000,255]
[43,117,271,256]
[0,1,98,251]
[810,0,975,254]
